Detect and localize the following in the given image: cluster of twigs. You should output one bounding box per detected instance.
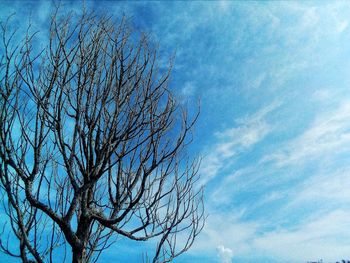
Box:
[0,8,204,263]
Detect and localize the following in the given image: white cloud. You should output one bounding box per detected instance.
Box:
[191,210,259,258]
[217,245,234,263]
[312,89,332,101]
[247,72,266,90]
[178,82,197,104]
[209,167,252,204]
[201,99,350,261]
[180,82,196,97]
[200,102,280,185]
[215,121,269,149]
[262,100,350,167]
[300,7,320,29]
[281,167,350,214]
[192,199,350,262]
[253,210,350,262]
[336,20,349,33]
[204,118,350,261]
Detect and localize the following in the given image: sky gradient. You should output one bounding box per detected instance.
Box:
[1,1,350,262]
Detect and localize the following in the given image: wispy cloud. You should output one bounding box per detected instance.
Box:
[3,1,350,263]
[253,210,350,262]
[191,210,259,259]
[200,101,280,185]
[262,100,350,167]
[203,98,350,261]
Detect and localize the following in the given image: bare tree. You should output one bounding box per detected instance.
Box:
[0,9,204,263]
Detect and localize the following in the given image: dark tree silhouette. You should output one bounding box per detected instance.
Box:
[0,9,204,263]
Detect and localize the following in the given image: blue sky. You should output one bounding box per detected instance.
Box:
[1,1,350,262]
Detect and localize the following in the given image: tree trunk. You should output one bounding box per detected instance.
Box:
[72,214,90,263]
[72,248,84,263]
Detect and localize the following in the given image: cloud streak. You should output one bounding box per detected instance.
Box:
[200,101,280,185]
[262,100,350,167]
